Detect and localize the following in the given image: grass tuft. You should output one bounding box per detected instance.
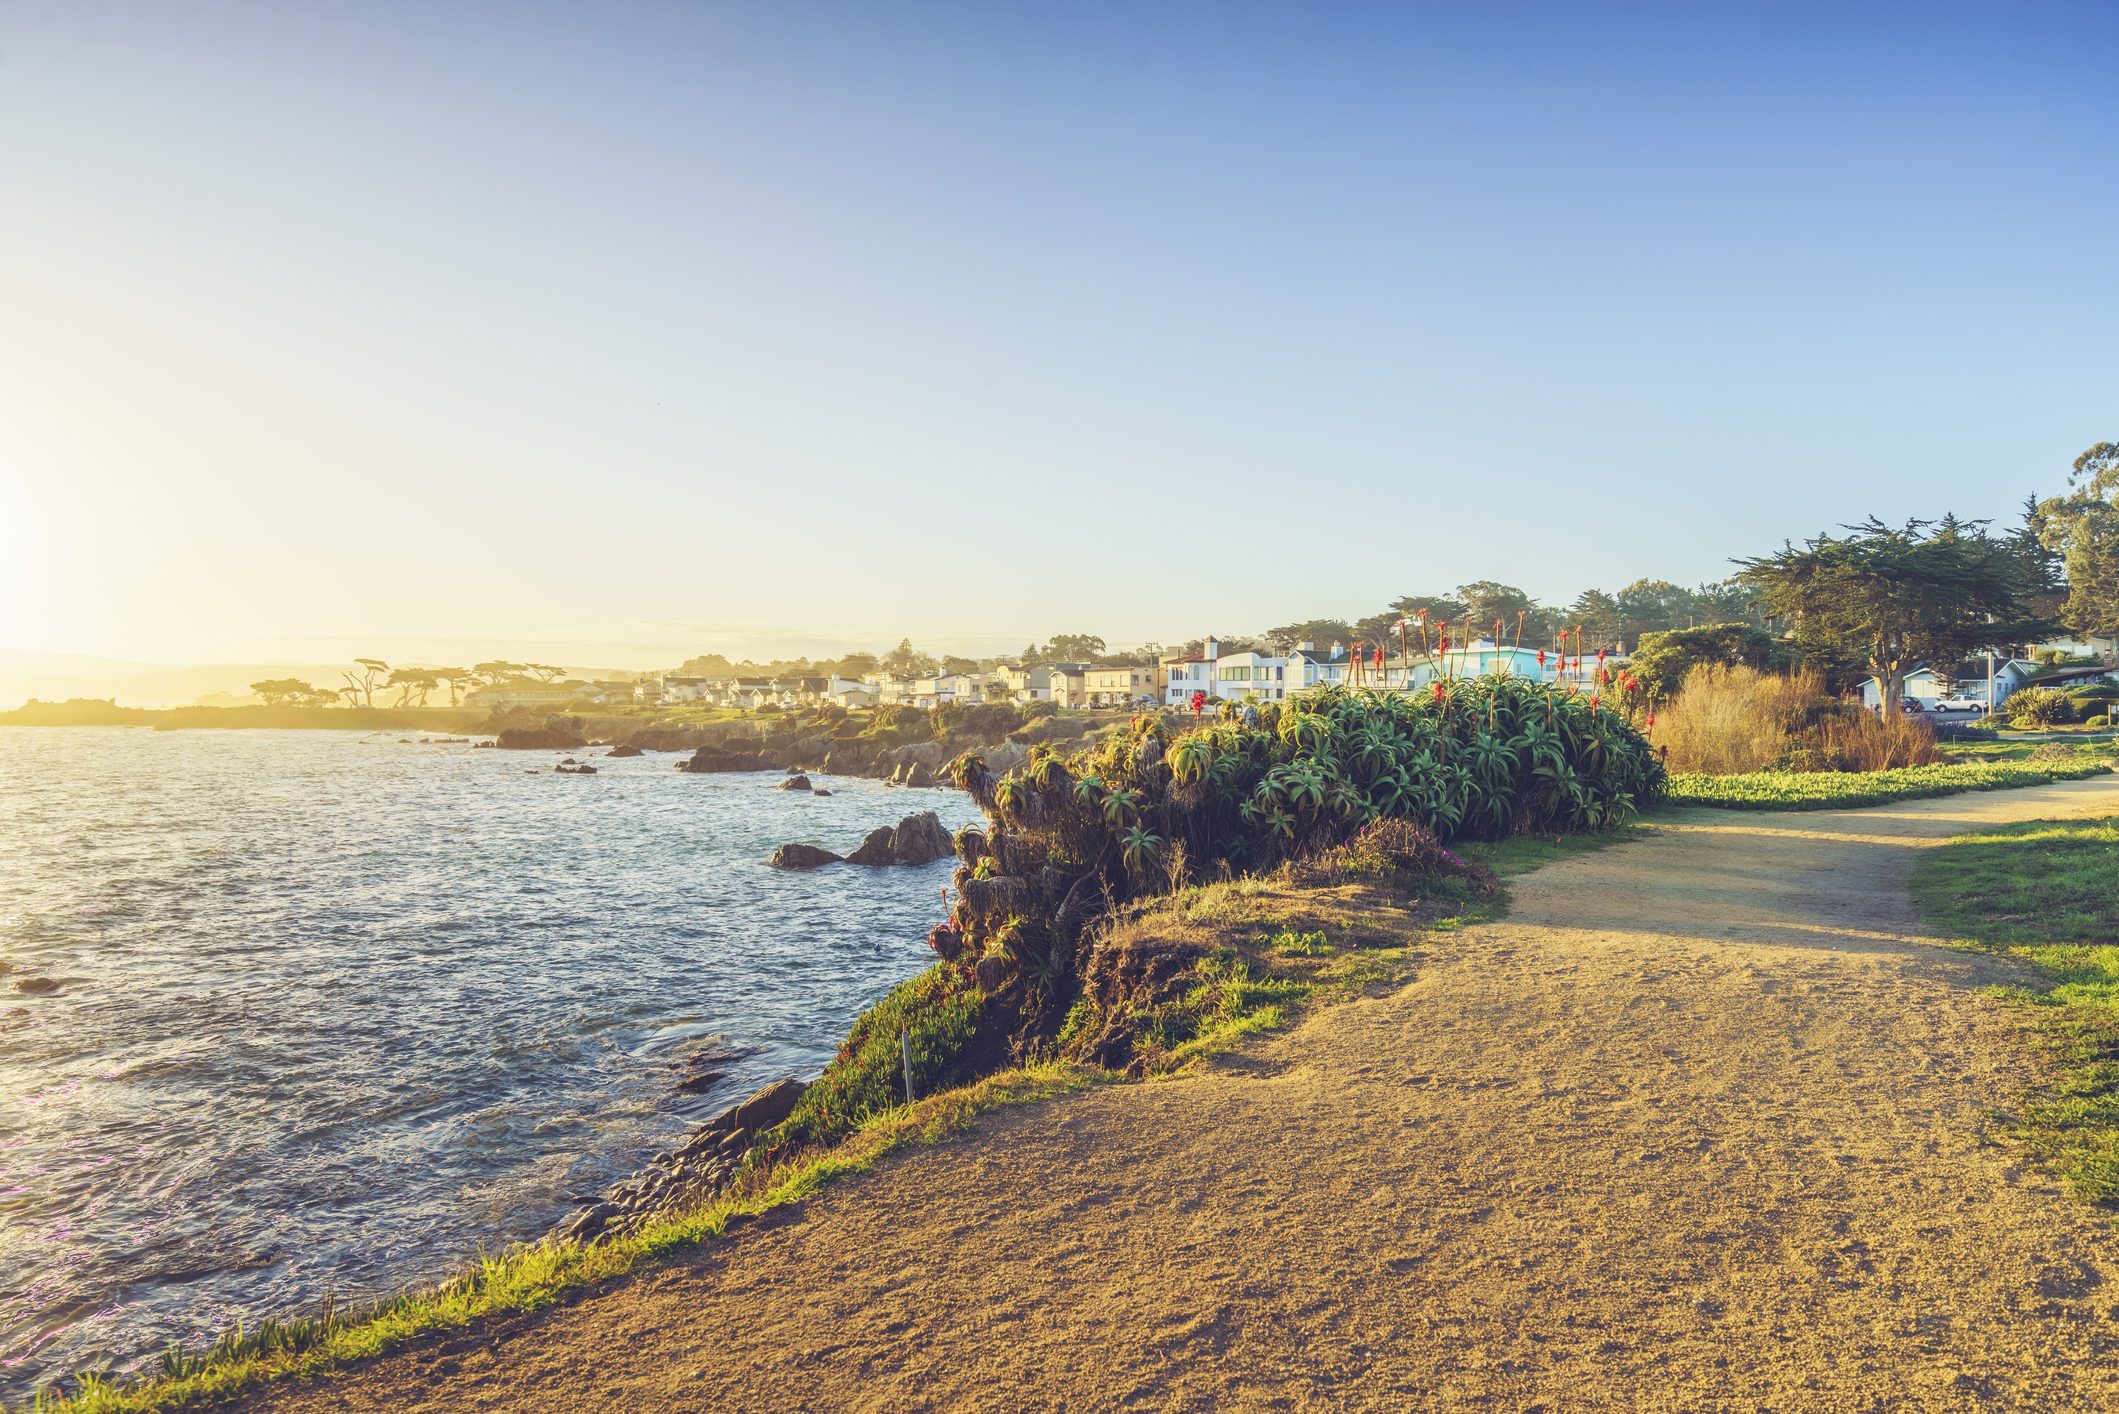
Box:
[1912,815,2119,1204]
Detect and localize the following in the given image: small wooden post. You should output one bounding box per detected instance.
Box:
[901,1027,916,1105]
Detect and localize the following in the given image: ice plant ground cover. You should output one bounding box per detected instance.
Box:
[1668,758,2113,810]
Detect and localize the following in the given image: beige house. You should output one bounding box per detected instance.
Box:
[1045,664,1089,709]
[1083,665,1156,707]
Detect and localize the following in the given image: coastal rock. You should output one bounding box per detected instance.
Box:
[495,715,587,750]
[14,976,59,995]
[778,774,813,792]
[564,1202,619,1242]
[606,743,644,758]
[679,745,766,773]
[814,789,832,796]
[846,811,954,867]
[730,1078,807,1133]
[769,843,842,870]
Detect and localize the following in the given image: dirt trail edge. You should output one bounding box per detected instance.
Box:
[258,778,2119,1412]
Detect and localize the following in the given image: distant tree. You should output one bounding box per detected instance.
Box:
[249,678,317,707]
[522,663,565,683]
[387,668,444,707]
[1388,593,1467,624]
[431,668,472,706]
[2034,445,2119,646]
[1453,582,1548,644]
[340,659,388,708]
[1689,577,1769,628]
[834,651,880,679]
[1613,580,1702,637]
[1041,633,1107,664]
[882,638,937,675]
[1566,590,1623,649]
[1739,516,2048,710]
[472,661,527,685]
[1630,624,1786,698]
[1264,619,1356,652]
[940,655,980,675]
[290,686,341,708]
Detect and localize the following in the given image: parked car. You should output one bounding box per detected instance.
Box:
[1933,694,1987,713]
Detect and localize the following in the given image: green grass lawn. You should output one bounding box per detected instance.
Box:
[1913,817,2119,1204]
[1667,758,2112,810]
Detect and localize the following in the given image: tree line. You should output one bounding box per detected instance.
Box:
[250,660,570,709]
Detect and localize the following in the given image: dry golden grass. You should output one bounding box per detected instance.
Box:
[1652,664,1939,774]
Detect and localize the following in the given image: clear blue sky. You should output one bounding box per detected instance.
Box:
[3,1,2114,667]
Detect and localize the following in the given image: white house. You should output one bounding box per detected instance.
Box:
[464,680,589,708]
[1287,643,1352,694]
[1215,650,1289,702]
[1161,638,1222,707]
[828,677,879,709]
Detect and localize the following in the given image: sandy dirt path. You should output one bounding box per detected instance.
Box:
[258,778,2119,1411]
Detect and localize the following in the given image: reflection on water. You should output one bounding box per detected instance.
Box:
[0,728,978,1398]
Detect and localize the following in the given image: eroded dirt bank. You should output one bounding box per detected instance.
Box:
[255,778,2119,1411]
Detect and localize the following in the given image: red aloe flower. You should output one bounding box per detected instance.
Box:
[1590,694,1599,710]
[1537,648,1547,669]
[1646,712,1656,729]
[1432,681,1445,704]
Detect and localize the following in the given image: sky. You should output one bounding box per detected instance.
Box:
[2,0,2115,673]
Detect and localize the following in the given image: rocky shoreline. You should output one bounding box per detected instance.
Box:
[558,1078,809,1244]
[487,712,1035,788]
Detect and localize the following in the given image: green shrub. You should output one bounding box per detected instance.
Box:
[859,704,934,746]
[1630,623,1786,698]
[772,965,997,1149]
[2008,687,2075,727]
[933,701,1021,744]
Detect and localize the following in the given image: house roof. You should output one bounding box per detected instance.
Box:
[2030,663,2114,684]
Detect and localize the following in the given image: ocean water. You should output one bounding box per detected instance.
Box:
[0,728,981,1400]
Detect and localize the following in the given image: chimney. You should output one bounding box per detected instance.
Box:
[1204,635,1220,661]
[1297,639,1316,653]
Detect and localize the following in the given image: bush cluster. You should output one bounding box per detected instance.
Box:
[2006,684,2118,726]
[1651,664,1939,774]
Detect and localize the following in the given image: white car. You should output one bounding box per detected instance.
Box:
[1932,695,1987,713]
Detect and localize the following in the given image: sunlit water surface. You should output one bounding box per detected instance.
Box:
[0,728,978,1399]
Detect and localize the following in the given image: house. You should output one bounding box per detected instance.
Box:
[1215,650,1289,702]
[995,665,1061,702]
[938,671,995,704]
[1160,638,1222,708]
[830,679,880,709]
[1044,664,1090,709]
[1858,659,2040,711]
[2030,635,2118,664]
[1083,665,1157,707]
[1287,643,1352,694]
[464,679,591,708]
